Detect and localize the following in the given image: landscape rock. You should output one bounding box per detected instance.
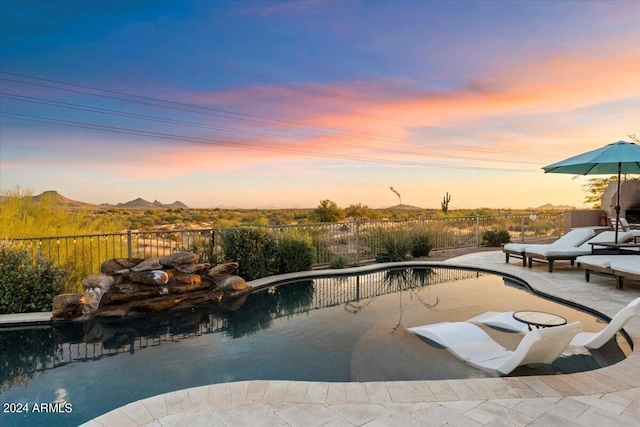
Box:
[160,251,199,267]
[205,262,239,281]
[217,276,249,292]
[123,270,169,286]
[175,263,210,274]
[129,296,187,313]
[53,252,251,321]
[131,258,163,272]
[82,274,115,294]
[101,258,144,274]
[52,292,100,320]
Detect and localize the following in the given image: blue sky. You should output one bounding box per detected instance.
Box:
[1,0,638,209]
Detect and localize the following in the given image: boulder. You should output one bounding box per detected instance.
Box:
[101,258,144,275]
[99,283,163,305]
[175,263,210,274]
[52,292,100,320]
[205,262,239,281]
[131,258,163,272]
[129,296,187,313]
[122,270,169,286]
[160,251,199,267]
[82,274,115,294]
[167,273,206,294]
[217,275,249,292]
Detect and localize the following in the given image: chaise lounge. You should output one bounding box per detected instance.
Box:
[407,321,582,376]
[577,254,638,283]
[468,297,640,349]
[611,259,640,289]
[503,228,595,267]
[524,231,633,272]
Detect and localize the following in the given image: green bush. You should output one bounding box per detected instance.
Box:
[329,253,348,269]
[378,229,412,262]
[410,230,433,257]
[0,241,68,314]
[276,233,314,274]
[219,228,278,281]
[482,229,511,247]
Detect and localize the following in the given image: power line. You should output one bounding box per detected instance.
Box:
[0,92,542,166]
[0,71,548,158]
[0,111,537,173]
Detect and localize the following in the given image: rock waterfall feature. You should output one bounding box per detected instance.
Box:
[52,251,249,320]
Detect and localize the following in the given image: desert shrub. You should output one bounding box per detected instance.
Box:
[276,233,314,274]
[410,230,433,257]
[482,229,511,247]
[377,229,412,262]
[0,241,68,314]
[329,253,348,269]
[219,228,278,281]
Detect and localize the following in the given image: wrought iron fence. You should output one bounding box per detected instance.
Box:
[8,214,563,287]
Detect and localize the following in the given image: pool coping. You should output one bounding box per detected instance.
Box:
[5,250,640,425]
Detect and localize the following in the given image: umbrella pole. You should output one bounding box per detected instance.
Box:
[615,162,621,244]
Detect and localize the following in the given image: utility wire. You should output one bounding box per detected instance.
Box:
[0,111,537,173]
[0,71,547,158]
[0,92,542,166]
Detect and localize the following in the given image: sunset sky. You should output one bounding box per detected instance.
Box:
[1,0,638,209]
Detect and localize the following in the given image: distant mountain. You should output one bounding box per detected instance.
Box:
[530,203,576,211]
[387,204,424,210]
[27,191,189,210]
[32,191,99,209]
[102,198,190,210]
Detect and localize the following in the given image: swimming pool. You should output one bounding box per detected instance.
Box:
[0,265,630,426]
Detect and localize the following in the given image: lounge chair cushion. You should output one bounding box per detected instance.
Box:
[526,231,633,258]
[504,229,595,253]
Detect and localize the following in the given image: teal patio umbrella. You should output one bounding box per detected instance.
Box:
[542,140,640,243]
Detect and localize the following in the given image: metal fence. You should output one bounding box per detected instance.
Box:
[8,214,563,286]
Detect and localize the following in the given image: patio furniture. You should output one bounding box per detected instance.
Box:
[512,310,567,330]
[467,311,528,333]
[407,321,582,376]
[577,255,629,282]
[503,228,595,267]
[524,231,633,272]
[569,297,640,349]
[611,259,640,289]
[610,218,640,243]
[469,297,640,350]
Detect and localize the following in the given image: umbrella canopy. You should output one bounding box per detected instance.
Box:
[542,140,640,243]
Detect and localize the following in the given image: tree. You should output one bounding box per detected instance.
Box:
[310,199,345,223]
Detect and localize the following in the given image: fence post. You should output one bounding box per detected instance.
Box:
[521,216,525,242]
[127,229,132,258]
[355,220,360,266]
[476,215,480,246]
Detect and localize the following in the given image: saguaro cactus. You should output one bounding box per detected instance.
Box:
[441,192,451,214]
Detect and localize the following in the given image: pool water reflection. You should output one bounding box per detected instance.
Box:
[0,267,630,426]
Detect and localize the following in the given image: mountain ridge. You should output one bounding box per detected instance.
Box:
[31,191,189,210]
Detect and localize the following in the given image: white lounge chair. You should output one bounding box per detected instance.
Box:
[525,231,634,272]
[611,259,640,289]
[503,229,595,267]
[577,255,637,283]
[569,297,640,349]
[610,218,640,243]
[468,297,640,350]
[467,311,528,333]
[407,321,582,376]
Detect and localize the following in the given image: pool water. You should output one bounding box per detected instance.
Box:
[0,267,630,426]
